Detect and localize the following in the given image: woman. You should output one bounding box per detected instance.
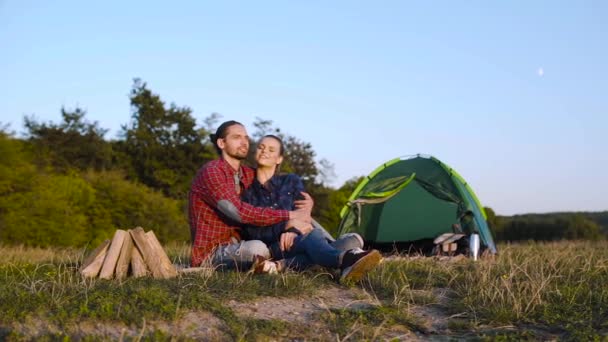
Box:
[240,135,381,282]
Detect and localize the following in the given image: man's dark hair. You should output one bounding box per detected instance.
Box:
[210,120,243,155]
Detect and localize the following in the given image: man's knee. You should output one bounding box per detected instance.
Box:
[240,240,270,259]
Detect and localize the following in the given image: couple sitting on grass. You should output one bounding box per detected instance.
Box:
[188,120,381,282]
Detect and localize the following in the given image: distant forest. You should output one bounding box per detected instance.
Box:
[492,211,608,242]
[0,79,605,248]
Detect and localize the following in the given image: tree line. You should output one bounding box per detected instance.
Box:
[485,208,607,242]
[0,79,356,247]
[0,79,605,248]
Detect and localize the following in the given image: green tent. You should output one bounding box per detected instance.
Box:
[337,155,497,254]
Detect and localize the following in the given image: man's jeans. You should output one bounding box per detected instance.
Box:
[211,238,270,271]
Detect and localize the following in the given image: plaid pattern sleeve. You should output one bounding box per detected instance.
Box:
[198,163,290,226]
[188,159,290,266]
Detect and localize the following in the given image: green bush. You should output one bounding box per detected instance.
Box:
[0,173,94,247]
[0,135,189,247]
[84,170,189,245]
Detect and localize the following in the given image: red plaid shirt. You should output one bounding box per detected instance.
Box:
[188,158,289,266]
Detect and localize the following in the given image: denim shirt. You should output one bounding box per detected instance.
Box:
[240,173,305,244]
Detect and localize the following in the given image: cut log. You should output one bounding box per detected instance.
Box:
[115,230,135,280]
[130,227,165,279]
[145,231,178,278]
[99,229,128,279]
[81,240,111,278]
[130,245,148,278]
[80,239,110,272]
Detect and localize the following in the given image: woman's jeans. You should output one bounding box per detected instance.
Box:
[269,224,363,271]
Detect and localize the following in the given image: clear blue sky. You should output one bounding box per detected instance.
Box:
[1,1,606,215]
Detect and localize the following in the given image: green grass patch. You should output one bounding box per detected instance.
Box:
[361,258,450,308]
[318,305,421,339]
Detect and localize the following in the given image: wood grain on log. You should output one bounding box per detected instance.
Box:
[99,229,128,279]
[115,230,134,280]
[130,245,148,278]
[145,230,178,278]
[80,240,111,278]
[130,227,165,278]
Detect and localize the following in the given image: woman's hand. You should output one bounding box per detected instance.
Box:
[280,232,298,251]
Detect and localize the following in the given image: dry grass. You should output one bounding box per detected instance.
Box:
[0,244,82,264]
[0,240,606,340]
[363,240,608,339]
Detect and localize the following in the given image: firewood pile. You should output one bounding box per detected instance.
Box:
[80,227,177,279]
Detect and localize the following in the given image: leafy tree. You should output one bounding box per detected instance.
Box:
[84,170,189,245]
[248,117,323,184]
[0,122,13,136]
[0,131,188,247]
[0,170,188,247]
[119,79,216,198]
[0,171,95,247]
[0,135,45,243]
[496,213,603,241]
[317,176,364,236]
[583,211,608,234]
[0,134,37,204]
[563,214,602,240]
[318,158,337,185]
[483,206,503,234]
[23,107,112,172]
[248,117,338,224]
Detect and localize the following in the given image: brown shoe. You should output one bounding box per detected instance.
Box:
[340,248,382,282]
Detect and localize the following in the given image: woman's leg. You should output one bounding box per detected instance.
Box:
[270,228,342,270]
[258,230,381,281]
[312,220,364,251]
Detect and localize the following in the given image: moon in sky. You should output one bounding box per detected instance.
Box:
[537,67,544,77]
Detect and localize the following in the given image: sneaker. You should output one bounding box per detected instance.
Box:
[251,255,281,274]
[340,248,382,282]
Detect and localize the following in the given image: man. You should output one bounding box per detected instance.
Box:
[188,120,312,268]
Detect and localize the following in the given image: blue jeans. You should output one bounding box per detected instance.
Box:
[269,225,363,271]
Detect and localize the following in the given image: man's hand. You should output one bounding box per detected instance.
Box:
[280,232,298,251]
[289,208,312,223]
[285,218,314,235]
[294,192,314,214]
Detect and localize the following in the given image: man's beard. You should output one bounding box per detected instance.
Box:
[227,148,248,160]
